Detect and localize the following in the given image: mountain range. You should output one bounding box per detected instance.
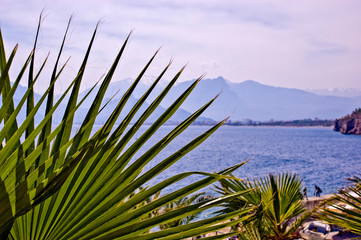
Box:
[13,77,361,124]
[307,88,361,98]
[158,77,361,121]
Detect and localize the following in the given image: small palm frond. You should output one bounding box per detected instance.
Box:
[319,177,361,235]
[215,172,308,240]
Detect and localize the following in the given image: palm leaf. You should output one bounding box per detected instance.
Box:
[216,172,308,240]
[0,16,250,240]
[319,178,361,235]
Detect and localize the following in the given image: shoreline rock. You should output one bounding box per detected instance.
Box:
[334,108,361,135]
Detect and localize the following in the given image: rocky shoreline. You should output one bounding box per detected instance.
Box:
[334,108,361,135]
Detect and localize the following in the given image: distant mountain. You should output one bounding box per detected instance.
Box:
[75,78,209,125]
[158,77,244,120]
[86,78,168,103]
[307,88,361,98]
[76,94,208,125]
[12,79,212,125]
[159,77,361,121]
[14,77,361,124]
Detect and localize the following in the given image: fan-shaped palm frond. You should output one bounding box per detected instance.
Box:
[215,173,311,240]
[0,16,251,239]
[319,176,361,235]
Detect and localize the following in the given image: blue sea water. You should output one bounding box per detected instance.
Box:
[129,125,361,196]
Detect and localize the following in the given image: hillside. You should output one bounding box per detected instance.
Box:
[160,77,361,121]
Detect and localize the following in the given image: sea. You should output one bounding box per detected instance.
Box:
[124,125,361,196]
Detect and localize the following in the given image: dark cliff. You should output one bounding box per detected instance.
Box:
[334,108,361,135]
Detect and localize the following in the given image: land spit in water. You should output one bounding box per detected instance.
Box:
[334,108,361,135]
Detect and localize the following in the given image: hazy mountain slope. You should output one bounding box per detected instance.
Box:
[161,77,246,120]
[161,77,361,121]
[307,88,361,98]
[74,79,205,124]
[76,95,200,125]
[12,80,197,125]
[228,80,361,120]
[15,77,361,124]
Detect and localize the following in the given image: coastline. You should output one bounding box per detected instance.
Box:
[222,125,333,128]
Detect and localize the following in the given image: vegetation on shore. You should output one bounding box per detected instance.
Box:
[334,108,361,134]
[225,119,334,127]
[179,118,335,127]
[215,173,312,240]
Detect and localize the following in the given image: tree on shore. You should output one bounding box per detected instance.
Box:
[215,173,312,240]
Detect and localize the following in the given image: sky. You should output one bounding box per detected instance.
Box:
[1,0,361,93]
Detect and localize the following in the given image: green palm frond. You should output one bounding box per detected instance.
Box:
[319,177,361,235]
[237,222,262,240]
[216,172,309,240]
[0,16,252,239]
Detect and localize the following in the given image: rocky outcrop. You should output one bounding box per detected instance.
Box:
[334,108,361,135]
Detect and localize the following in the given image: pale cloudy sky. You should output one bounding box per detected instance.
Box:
[1,0,361,93]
